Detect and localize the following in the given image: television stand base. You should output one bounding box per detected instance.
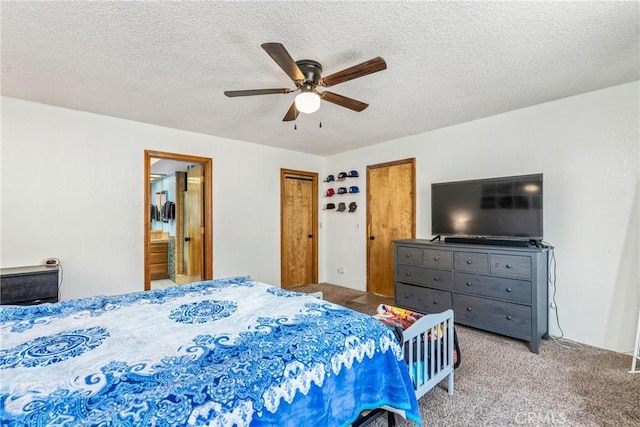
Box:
[443,237,536,247]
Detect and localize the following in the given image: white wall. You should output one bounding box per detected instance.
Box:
[324,81,639,353]
[0,97,325,299]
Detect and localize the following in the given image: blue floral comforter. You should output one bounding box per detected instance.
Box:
[0,277,421,426]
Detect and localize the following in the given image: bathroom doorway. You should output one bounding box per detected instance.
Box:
[144,150,213,291]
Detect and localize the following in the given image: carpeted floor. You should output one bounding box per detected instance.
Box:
[290,283,640,427]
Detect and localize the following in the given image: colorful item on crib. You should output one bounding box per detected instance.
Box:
[374,304,424,330]
[374,304,452,359]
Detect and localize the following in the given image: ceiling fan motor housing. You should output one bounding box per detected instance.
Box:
[295,60,323,86]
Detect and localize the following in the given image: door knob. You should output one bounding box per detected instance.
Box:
[308,234,313,238]
[369,236,375,240]
[184,237,190,242]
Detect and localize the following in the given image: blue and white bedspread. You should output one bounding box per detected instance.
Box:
[0,277,420,426]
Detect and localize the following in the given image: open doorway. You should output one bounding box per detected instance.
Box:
[144,150,213,291]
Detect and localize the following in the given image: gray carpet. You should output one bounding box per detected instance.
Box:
[291,283,640,427]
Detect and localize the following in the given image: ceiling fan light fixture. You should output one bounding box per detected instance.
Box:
[295,91,321,114]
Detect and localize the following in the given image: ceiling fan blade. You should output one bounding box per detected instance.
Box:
[321,91,369,112]
[320,57,387,87]
[261,43,305,82]
[224,88,292,97]
[283,101,300,121]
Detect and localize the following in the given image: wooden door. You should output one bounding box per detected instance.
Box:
[281,169,318,288]
[186,164,204,283]
[367,159,416,297]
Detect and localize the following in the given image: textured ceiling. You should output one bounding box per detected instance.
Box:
[2,1,638,156]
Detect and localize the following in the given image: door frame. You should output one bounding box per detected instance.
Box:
[366,158,416,294]
[144,150,213,291]
[280,169,319,287]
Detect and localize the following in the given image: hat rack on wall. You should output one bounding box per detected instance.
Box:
[323,170,360,213]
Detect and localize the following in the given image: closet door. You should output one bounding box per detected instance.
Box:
[281,169,318,288]
[367,159,415,297]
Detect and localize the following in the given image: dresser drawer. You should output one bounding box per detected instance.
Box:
[396,264,453,290]
[454,294,531,340]
[150,252,168,264]
[150,263,169,280]
[454,252,489,274]
[396,246,423,266]
[151,241,169,254]
[396,283,452,314]
[490,254,531,279]
[0,271,58,305]
[454,272,532,304]
[423,249,452,270]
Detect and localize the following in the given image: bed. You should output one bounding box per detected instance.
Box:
[0,277,421,426]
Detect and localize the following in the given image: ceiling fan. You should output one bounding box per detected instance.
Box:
[224,43,387,122]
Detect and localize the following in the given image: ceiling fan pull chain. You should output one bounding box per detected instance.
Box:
[294,123,297,130]
[319,121,322,128]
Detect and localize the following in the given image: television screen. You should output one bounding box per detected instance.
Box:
[431,174,543,239]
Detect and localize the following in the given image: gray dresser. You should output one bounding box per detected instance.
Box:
[0,265,59,305]
[394,239,549,353]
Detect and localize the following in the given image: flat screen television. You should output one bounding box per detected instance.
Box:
[431,174,543,241]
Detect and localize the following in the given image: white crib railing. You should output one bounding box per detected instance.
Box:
[400,309,454,398]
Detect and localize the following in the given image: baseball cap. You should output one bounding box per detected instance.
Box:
[337,187,348,194]
[349,186,359,193]
[325,188,335,197]
[348,202,357,212]
[337,202,346,212]
[337,172,347,181]
[324,174,335,182]
[347,170,359,178]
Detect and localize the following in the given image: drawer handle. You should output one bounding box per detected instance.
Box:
[433,276,439,281]
[433,300,439,305]
[466,260,472,264]
[505,264,512,269]
[466,282,472,286]
[506,315,513,320]
[506,288,512,292]
[433,257,439,261]
[405,272,411,276]
[405,294,411,299]
[466,307,472,311]
[406,253,411,257]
